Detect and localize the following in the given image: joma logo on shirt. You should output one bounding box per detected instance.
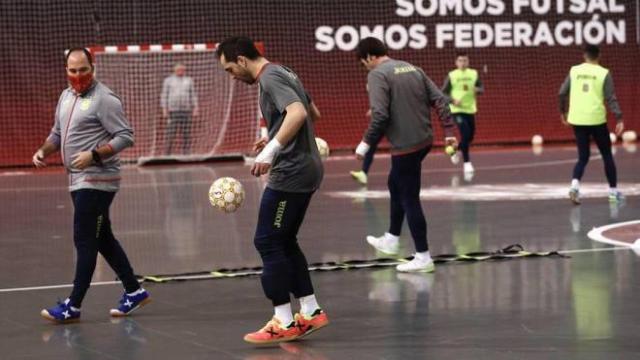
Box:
[394,65,417,74]
[576,74,597,80]
[274,200,287,228]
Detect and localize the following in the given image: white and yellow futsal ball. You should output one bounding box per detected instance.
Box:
[531,134,544,146]
[208,177,245,213]
[622,130,637,143]
[315,137,330,158]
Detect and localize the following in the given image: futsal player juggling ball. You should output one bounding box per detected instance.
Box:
[441,52,484,177]
[354,38,458,273]
[33,48,150,323]
[559,44,624,205]
[216,37,328,345]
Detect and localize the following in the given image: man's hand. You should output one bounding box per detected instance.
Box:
[365,109,371,118]
[452,98,461,106]
[253,137,268,153]
[71,151,94,170]
[251,138,282,177]
[355,141,370,161]
[250,162,271,177]
[32,149,47,168]
[615,122,624,136]
[162,108,169,118]
[192,107,199,117]
[560,113,569,126]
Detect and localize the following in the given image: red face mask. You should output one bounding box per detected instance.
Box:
[67,72,94,94]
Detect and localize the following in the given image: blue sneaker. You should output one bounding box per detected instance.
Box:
[40,299,81,324]
[109,289,151,317]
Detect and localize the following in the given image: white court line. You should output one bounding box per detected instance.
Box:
[0,244,633,294]
[0,280,121,294]
[588,220,640,248]
[0,155,599,193]
[559,246,631,255]
[341,155,601,179]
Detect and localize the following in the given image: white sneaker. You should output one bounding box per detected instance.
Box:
[396,273,434,293]
[463,170,474,182]
[396,255,435,273]
[366,233,399,255]
[450,152,460,165]
[350,170,368,185]
[463,162,474,173]
[569,188,580,205]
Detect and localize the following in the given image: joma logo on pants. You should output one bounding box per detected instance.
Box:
[274,200,287,228]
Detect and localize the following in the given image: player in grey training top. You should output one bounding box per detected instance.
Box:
[33,48,150,324]
[257,64,323,192]
[355,37,457,273]
[161,63,199,155]
[216,37,328,345]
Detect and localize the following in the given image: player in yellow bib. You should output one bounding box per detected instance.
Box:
[442,53,484,179]
[559,45,624,204]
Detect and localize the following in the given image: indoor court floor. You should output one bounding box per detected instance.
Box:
[1,145,639,359]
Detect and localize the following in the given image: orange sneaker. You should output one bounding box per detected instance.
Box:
[294,309,329,338]
[243,317,301,345]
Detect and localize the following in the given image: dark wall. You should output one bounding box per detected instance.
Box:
[1,0,638,166]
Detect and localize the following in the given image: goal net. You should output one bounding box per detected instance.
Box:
[91,44,261,165]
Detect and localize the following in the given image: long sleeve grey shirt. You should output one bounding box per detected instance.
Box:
[161,75,198,112]
[558,73,623,121]
[365,59,455,154]
[47,81,134,192]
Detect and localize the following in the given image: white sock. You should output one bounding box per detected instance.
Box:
[127,288,145,296]
[571,179,580,190]
[385,232,400,241]
[274,303,294,326]
[415,251,432,262]
[609,187,618,194]
[299,294,320,317]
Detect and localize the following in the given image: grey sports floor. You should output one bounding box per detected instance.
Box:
[1,145,639,359]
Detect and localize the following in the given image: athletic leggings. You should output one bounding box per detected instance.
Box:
[388,146,431,253]
[454,113,475,163]
[362,141,378,174]
[572,124,617,188]
[69,189,140,307]
[254,188,315,306]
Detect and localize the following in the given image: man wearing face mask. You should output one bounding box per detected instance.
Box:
[33,47,150,323]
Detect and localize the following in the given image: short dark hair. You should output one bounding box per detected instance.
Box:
[216,36,261,62]
[355,37,388,60]
[456,52,468,58]
[65,47,94,68]
[583,44,600,60]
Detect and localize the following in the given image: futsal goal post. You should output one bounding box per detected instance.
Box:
[86,43,264,165]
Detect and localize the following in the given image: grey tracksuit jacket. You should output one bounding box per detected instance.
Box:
[47,81,134,192]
